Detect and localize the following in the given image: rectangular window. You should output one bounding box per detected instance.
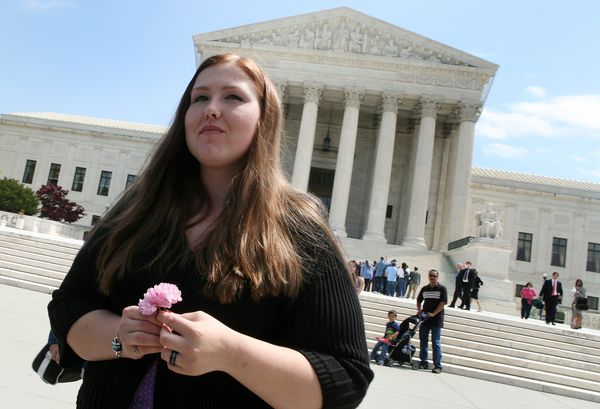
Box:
[588,296,599,311]
[125,174,137,188]
[516,232,533,262]
[514,284,526,298]
[587,242,600,273]
[71,167,86,192]
[91,215,101,226]
[551,237,567,267]
[47,163,61,185]
[386,205,393,219]
[97,170,112,196]
[22,159,37,184]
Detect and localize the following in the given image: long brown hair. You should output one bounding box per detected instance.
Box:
[94,53,347,302]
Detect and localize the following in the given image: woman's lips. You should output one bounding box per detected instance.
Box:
[200,125,224,134]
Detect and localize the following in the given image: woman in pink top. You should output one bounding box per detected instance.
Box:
[520,282,537,319]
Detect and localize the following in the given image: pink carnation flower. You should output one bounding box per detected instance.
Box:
[138,283,182,315]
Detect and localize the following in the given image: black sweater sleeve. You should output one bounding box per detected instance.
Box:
[47,231,113,367]
[278,233,373,408]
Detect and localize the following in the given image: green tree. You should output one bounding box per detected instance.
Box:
[0,178,39,215]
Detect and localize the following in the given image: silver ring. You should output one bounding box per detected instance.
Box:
[133,346,139,355]
[169,350,178,366]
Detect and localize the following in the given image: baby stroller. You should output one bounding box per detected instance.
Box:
[386,313,427,369]
[532,298,545,320]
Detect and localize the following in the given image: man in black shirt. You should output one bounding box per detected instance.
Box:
[416,269,448,374]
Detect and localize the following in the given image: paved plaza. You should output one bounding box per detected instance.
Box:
[0,283,596,409]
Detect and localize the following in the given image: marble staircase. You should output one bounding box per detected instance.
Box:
[361,291,600,403]
[0,227,81,293]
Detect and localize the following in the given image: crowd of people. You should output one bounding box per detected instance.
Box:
[349,257,422,299]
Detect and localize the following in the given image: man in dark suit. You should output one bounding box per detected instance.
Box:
[539,271,563,325]
[458,261,477,310]
[448,263,464,308]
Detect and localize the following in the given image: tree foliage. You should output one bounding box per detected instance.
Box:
[35,184,85,223]
[0,178,39,215]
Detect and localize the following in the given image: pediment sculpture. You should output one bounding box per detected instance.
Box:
[209,17,473,67]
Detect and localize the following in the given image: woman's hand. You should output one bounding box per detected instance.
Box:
[156,310,236,376]
[49,343,60,363]
[116,306,164,359]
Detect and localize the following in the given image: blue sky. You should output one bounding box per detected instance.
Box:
[2,1,600,182]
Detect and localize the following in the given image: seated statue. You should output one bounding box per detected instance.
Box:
[476,203,503,239]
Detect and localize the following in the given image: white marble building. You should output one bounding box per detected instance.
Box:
[0,8,598,311]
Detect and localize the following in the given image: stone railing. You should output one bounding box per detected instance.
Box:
[0,210,87,241]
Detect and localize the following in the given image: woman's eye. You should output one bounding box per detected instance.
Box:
[193,95,208,103]
[226,94,243,101]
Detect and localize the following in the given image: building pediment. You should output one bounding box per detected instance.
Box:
[194,7,497,71]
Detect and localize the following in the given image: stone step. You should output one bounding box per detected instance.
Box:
[0,274,56,294]
[443,352,600,393]
[0,229,82,252]
[0,259,67,281]
[0,240,78,265]
[441,363,600,403]
[0,252,70,274]
[0,265,63,288]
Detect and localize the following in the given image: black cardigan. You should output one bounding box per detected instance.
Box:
[48,224,373,408]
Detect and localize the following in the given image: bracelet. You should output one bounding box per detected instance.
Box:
[111,327,122,358]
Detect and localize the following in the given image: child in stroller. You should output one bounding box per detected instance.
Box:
[386,313,427,369]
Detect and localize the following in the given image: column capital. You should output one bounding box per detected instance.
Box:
[456,101,482,122]
[419,97,439,118]
[380,92,401,113]
[303,82,323,104]
[343,87,365,109]
[273,80,288,99]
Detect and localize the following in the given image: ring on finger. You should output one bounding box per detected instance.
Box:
[169,350,179,366]
[133,346,139,355]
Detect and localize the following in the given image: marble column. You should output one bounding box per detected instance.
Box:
[292,82,323,191]
[446,102,481,243]
[402,98,438,247]
[362,92,400,242]
[329,88,364,238]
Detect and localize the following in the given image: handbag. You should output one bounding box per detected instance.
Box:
[31,344,83,384]
[575,297,589,311]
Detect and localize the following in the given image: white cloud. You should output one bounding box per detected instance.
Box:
[482,143,528,159]
[570,154,587,163]
[477,94,600,141]
[526,86,546,98]
[21,0,71,10]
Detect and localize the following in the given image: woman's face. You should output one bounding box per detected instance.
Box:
[185,62,261,173]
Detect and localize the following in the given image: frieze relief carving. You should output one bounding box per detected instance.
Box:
[213,17,472,67]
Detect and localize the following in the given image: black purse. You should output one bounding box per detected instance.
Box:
[31,344,83,384]
[575,297,589,311]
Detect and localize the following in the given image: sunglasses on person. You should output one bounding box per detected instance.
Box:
[428,274,438,278]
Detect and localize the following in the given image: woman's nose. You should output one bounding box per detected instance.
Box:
[204,103,221,119]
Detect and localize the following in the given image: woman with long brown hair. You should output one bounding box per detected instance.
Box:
[49,53,372,408]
